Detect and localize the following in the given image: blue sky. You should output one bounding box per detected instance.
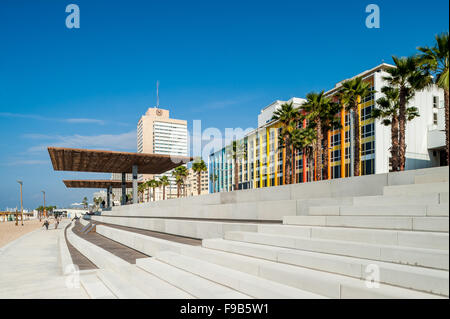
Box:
[0,0,448,210]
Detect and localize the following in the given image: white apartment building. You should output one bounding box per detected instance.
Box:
[210,63,447,193]
[137,107,188,200]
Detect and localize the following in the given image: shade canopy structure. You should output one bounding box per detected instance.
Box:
[63,180,144,189]
[48,147,193,206]
[48,147,192,174]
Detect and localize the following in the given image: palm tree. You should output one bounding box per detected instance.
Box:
[138,183,146,202]
[320,99,341,179]
[372,86,418,171]
[272,102,300,184]
[231,140,247,190]
[145,180,152,202]
[159,176,170,200]
[172,170,181,198]
[156,180,163,200]
[82,197,88,209]
[192,158,208,195]
[338,76,374,176]
[302,91,341,180]
[172,166,188,197]
[303,92,324,181]
[383,56,432,171]
[174,175,184,198]
[148,179,159,202]
[418,32,449,163]
[93,197,102,210]
[291,125,317,182]
[373,86,400,171]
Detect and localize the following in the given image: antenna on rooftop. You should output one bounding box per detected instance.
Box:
[156,80,160,108]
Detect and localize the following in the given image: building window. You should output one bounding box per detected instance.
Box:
[361,123,374,138]
[345,163,351,177]
[433,96,439,109]
[362,159,375,175]
[345,114,350,126]
[361,105,374,121]
[331,133,340,146]
[361,141,375,156]
[333,165,341,179]
[331,149,341,162]
[433,113,438,125]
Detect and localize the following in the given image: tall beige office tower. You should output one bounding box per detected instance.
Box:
[137,107,188,200]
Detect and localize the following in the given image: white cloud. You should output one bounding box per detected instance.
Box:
[0,112,105,125]
[65,118,105,124]
[27,130,137,153]
[2,159,49,166]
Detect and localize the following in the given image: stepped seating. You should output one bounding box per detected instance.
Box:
[102,166,448,221]
[91,215,261,240]
[67,166,449,298]
[257,224,448,250]
[84,222,447,298]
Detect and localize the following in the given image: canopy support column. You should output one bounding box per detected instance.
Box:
[106,186,111,208]
[132,165,138,204]
[121,173,126,205]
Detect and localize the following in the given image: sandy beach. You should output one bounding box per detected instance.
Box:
[0,219,46,248]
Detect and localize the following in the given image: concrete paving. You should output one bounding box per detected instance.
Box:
[0,220,88,299]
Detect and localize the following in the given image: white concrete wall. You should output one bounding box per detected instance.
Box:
[101,166,448,221]
[92,215,259,239]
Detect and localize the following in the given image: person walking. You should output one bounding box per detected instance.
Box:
[55,216,59,229]
[43,219,49,230]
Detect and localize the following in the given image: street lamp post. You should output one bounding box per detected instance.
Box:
[17,180,23,226]
[41,190,45,221]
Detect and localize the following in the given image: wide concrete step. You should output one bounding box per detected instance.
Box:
[106,199,297,221]
[308,204,448,217]
[66,224,132,273]
[80,273,116,299]
[352,193,447,206]
[415,174,449,184]
[295,197,354,215]
[96,269,149,299]
[136,257,251,299]
[155,251,326,299]
[383,182,449,196]
[283,215,449,232]
[113,264,193,299]
[258,224,449,250]
[223,231,449,270]
[0,274,89,299]
[198,239,442,299]
[201,238,449,296]
[92,215,260,240]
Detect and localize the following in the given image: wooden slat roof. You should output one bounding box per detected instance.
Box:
[48,147,192,174]
[63,180,144,189]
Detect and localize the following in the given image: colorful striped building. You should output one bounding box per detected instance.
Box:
[209,64,446,193]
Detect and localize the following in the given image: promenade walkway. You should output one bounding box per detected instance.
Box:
[72,220,148,263]
[0,220,88,298]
